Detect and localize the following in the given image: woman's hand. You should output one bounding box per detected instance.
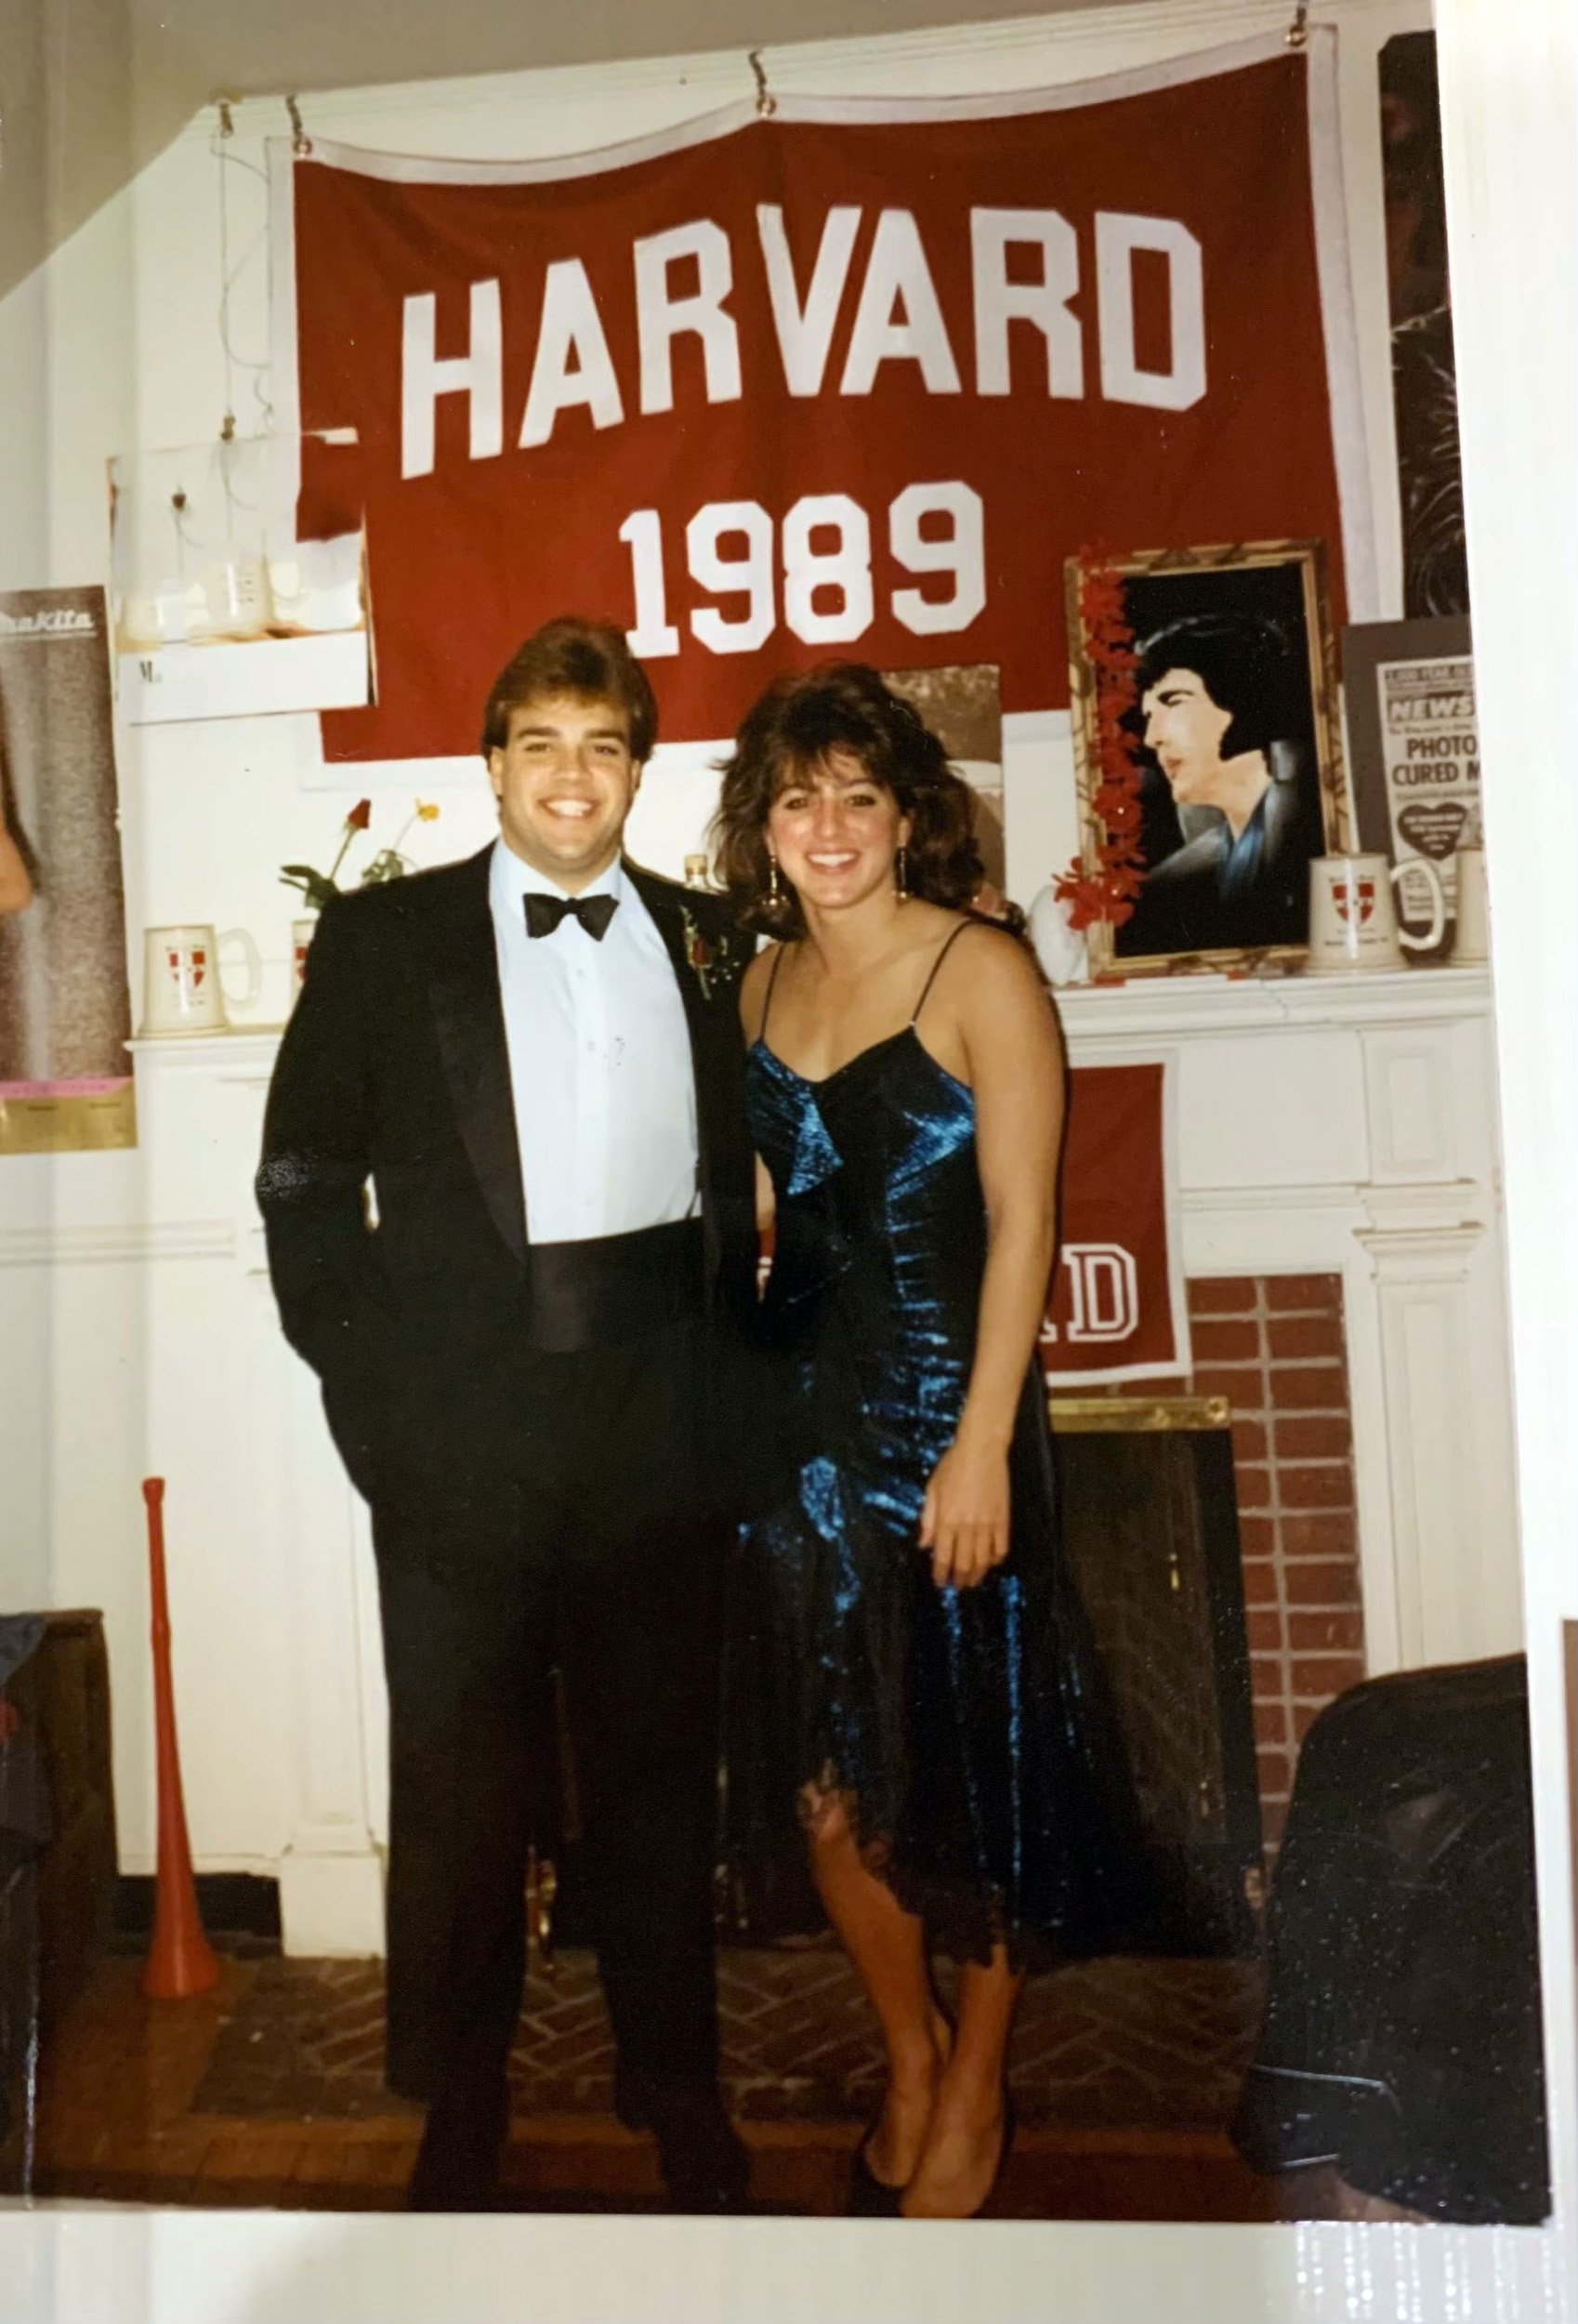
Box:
[918,1435,1010,1590]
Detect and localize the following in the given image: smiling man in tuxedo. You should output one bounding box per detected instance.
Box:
[256,617,756,2211]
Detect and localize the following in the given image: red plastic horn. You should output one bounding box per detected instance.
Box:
[141,1478,219,1999]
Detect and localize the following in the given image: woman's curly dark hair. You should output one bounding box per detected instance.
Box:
[711,663,984,934]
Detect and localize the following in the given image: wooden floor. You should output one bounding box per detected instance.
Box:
[0,1954,1358,2220]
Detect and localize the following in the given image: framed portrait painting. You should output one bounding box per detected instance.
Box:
[1066,541,1352,976]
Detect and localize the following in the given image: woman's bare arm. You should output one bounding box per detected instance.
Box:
[918,929,1064,1588]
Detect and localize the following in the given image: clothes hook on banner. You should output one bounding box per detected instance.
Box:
[205,93,275,438]
[1285,3,1310,46]
[286,94,312,157]
[749,49,777,118]
[214,100,238,442]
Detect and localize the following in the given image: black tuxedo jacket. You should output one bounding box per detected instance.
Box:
[256,847,757,1509]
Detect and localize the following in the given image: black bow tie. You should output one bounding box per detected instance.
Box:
[523,891,619,942]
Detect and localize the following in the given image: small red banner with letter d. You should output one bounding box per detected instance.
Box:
[1044,1061,1186,1385]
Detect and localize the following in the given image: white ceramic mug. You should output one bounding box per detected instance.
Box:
[1306,853,1445,972]
[141,923,262,1035]
[291,917,318,996]
[1452,846,1491,965]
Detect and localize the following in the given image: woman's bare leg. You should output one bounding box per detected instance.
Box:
[806,1798,951,2186]
[901,1949,1022,2217]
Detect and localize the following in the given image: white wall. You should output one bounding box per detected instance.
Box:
[0,0,1432,1870]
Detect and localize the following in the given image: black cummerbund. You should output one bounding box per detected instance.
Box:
[525,1216,705,1353]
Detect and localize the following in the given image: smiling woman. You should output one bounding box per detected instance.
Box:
[711,663,1165,2221]
[711,661,982,938]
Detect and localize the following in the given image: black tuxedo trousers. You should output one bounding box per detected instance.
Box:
[374,1315,730,2110]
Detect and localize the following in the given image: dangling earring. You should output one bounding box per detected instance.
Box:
[895,843,909,903]
[767,852,782,906]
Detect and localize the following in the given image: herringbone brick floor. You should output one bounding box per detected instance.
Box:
[8,1952,1399,2220]
[191,1943,1263,2129]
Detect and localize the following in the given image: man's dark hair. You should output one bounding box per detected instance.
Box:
[480,616,659,761]
[1134,612,1299,761]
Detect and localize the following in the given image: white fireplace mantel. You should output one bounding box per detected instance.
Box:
[46,963,1513,1957]
[1057,960,1493,1037]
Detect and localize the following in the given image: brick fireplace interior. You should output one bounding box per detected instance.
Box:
[1073,1271,1363,1864]
[1184,1273,1363,1851]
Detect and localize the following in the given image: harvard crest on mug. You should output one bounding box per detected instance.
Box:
[139,922,262,1034]
[1306,852,1444,971]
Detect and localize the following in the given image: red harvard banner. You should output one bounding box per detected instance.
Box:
[273,35,1367,765]
[1045,1061,1183,1384]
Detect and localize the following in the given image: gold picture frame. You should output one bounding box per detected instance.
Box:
[1066,540,1352,978]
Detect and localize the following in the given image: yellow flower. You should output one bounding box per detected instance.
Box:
[415,799,440,822]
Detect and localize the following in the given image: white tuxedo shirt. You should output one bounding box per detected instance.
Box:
[488,843,699,1245]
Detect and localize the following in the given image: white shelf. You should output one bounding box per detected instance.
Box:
[117,630,370,725]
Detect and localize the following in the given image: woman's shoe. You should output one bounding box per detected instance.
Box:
[847,2114,905,2217]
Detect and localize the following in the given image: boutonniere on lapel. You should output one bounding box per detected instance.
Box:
[678,906,745,1004]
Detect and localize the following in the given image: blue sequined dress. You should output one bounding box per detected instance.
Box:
[722,926,1159,1967]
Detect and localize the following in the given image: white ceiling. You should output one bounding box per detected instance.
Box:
[0,0,1120,303]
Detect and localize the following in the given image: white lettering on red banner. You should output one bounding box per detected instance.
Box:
[282,46,1357,760]
[1041,1243,1143,1346]
[397,205,1207,482]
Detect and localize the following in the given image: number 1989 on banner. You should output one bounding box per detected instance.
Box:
[619,482,985,658]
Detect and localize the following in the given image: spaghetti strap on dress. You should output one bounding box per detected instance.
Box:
[723,917,1162,1965]
[756,940,789,1045]
[908,918,972,1026]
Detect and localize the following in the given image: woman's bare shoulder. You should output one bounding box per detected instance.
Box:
[941,915,1045,997]
[937,919,1061,1059]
